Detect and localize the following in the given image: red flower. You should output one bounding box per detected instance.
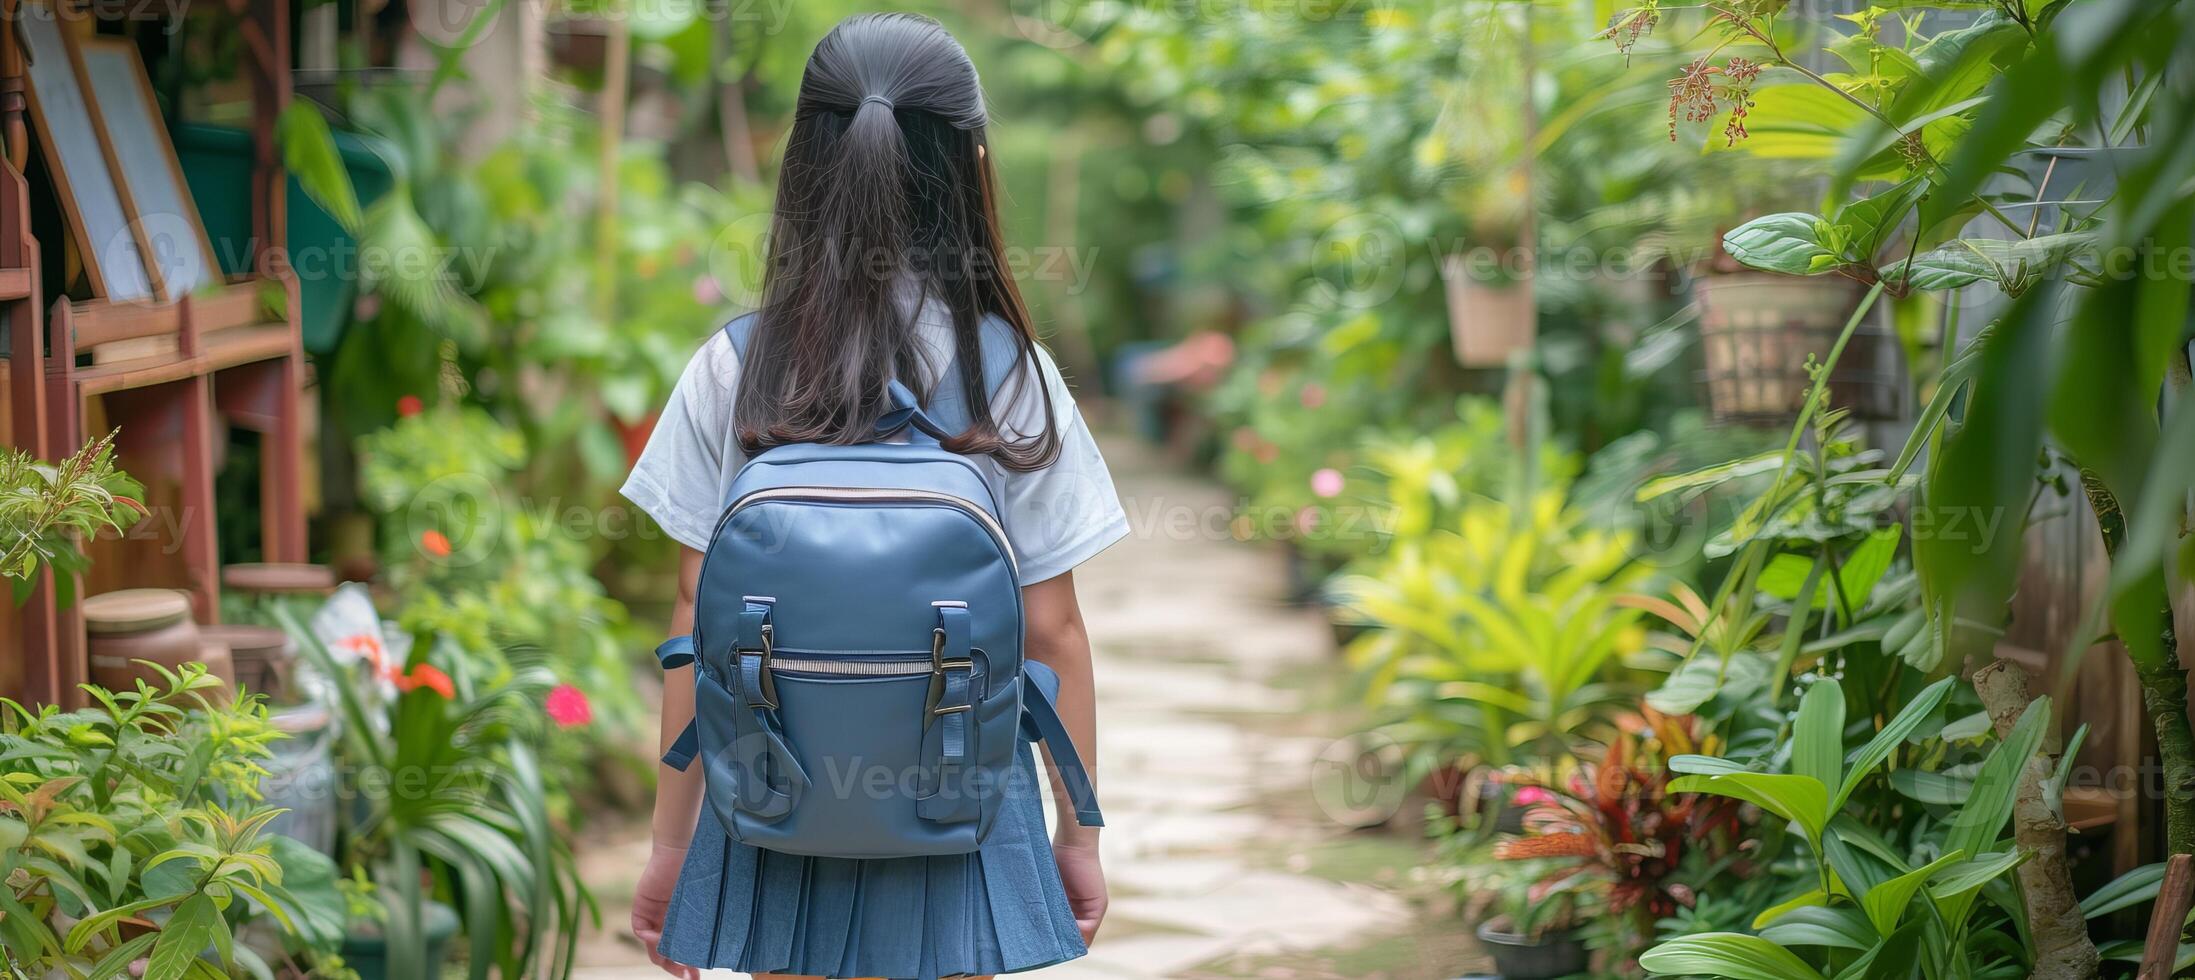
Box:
[545,684,593,728]
[420,529,453,558]
[397,395,424,417]
[396,663,455,700]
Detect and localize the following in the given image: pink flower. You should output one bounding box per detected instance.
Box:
[1299,383,1327,409]
[692,274,722,305]
[1294,506,1324,537]
[1310,468,1345,499]
[546,684,593,728]
[1512,786,1556,807]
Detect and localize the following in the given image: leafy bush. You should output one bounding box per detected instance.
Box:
[0,665,345,978]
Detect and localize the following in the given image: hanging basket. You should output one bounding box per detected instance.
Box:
[1444,254,1537,368]
[1693,271,1899,424]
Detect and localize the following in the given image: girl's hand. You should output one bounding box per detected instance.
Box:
[1053,833,1107,944]
[632,840,700,979]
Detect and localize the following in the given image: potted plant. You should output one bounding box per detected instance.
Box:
[1469,859,1589,980]
[279,592,593,980]
[1492,709,1751,971]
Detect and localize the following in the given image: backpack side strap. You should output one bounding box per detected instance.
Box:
[1019,660,1105,828]
[656,635,700,771]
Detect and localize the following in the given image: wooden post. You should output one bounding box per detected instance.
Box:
[594,14,629,327]
[2138,854,2193,980]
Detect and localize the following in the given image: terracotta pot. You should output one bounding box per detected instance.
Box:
[1443,256,1537,368]
[202,624,295,702]
[85,589,203,693]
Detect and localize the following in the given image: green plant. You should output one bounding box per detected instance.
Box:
[0,664,345,978]
[1641,675,2049,978]
[0,431,145,605]
[1338,448,1654,771]
[353,404,639,749]
[279,603,595,980]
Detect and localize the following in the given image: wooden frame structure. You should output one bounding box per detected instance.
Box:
[0,0,304,706]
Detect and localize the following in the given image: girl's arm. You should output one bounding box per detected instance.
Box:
[652,546,708,844]
[1023,571,1107,942]
[632,547,707,979]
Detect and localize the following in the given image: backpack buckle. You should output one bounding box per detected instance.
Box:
[740,623,779,710]
[928,627,974,718]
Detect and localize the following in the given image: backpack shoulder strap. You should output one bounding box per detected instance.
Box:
[924,314,1024,437]
[720,311,1022,438]
[720,311,762,360]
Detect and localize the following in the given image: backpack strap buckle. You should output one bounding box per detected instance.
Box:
[735,598,778,710]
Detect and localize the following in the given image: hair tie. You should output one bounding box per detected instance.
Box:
[860,94,895,112]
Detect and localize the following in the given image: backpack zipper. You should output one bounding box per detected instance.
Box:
[725,486,1019,576]
[768,656,932,677]
[692,485,1019,666]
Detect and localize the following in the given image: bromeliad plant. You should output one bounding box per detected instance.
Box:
[1494,707,1750,969]
[0,664,346,978]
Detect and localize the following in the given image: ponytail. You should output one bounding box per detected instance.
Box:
[733,13,1062,471]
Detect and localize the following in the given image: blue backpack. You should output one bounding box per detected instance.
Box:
[654,313,1103,858]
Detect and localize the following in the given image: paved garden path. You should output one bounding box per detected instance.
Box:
[572,437,1432,979]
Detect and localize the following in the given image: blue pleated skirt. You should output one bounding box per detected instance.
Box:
[658,743,1087,979]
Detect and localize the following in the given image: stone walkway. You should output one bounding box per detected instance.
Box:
[571,438,1431,979]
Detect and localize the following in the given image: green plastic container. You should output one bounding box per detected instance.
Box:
[173,122,395,355]
[338,900,460,980]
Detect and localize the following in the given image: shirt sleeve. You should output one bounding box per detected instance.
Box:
[995,347,1131,584]
[620,340,738,552]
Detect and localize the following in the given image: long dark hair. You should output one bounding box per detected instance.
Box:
[733,12,1060,470]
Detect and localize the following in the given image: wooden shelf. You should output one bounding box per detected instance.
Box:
[73,323,292,395]
[71,285,263,349]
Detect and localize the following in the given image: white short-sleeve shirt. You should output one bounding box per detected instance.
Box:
[619,304,1130,585]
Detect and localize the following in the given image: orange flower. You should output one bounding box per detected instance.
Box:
[420,529,453,558]
[396,663,455,700]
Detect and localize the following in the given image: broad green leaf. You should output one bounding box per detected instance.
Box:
[1641,933,1827,980]
[1793,681,1848,796]
[1670,754,1752,775]
[1888,346,1981,482]
[1752,888,1828,929]
[1882,234,2098,292]
[1835,676,1957,812]
[1928,850,2026,911]
[1863,849,1967,935]
[1944,698,2049,860]
[2081,862,2166,918]
[276,103,363,234]
[1719,84,1870,162]
[1849,919,1929,980]
[146,893,219,980]
[1917,284,2057,668]
[1762,905,1879,951]
[1669,772,1830,842]
[1824,828,1898,901]
[1723,213,1840,276]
